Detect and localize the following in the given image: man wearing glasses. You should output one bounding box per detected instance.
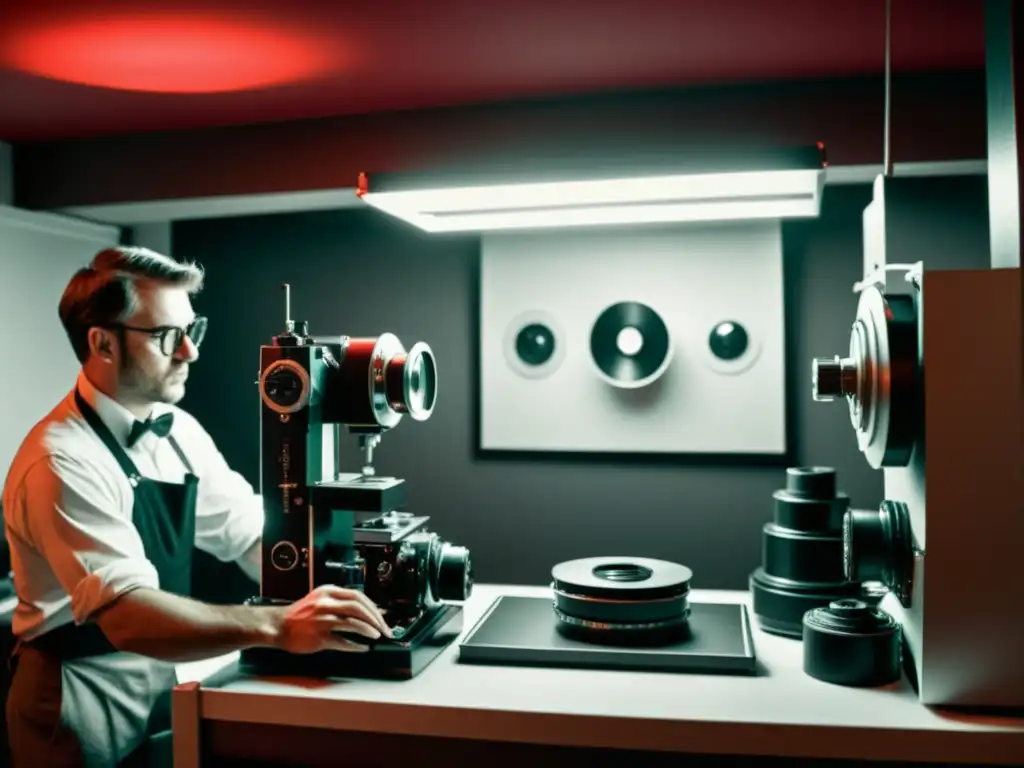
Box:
[1,247,389,766]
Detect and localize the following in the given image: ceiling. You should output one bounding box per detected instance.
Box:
[0,0,984,143]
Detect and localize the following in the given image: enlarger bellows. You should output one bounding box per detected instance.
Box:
[551,557,692,644]
[318,333,438,430]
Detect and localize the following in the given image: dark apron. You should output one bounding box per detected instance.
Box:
[5,391,197,767]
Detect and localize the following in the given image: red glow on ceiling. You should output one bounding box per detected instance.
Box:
[2,14,343,94]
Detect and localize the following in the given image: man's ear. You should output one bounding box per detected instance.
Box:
[87,327,116,363]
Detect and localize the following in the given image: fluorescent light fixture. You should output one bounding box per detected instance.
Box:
[357,145,827,233]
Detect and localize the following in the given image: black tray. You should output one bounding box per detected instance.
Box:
[458,595,757,675]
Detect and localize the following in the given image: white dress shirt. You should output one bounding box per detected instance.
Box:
[1,369,264,640]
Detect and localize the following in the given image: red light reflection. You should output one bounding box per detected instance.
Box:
[2,14,342,93]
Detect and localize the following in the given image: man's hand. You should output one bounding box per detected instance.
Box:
[94,584,392,662]
[275,584,392,654]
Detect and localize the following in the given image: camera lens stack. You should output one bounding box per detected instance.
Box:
[749,466,873,638]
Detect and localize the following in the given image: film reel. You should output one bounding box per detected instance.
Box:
[551,556,692,645]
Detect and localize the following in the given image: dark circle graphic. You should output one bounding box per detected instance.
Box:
[709,321,749,361]
[590,301,671,388]
[515,323,556,366]
[502,310,566,380]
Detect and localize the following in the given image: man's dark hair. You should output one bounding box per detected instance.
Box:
[59,246,205,363]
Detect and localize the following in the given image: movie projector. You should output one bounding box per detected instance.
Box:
[810,176,1023,707]
[240,285,473,680]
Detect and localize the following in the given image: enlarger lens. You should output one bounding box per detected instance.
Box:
[515,324,556,366]
[843,500,914,602]
[383,342,437,421]
[435,544,473,602]
[709,321,749,361]
[405,343,437,420]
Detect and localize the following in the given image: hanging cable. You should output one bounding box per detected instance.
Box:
[883,0,893,177]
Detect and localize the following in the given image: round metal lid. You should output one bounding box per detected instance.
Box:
[551,557,692,601]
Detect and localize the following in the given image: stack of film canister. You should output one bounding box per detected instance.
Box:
[750,466,872,638]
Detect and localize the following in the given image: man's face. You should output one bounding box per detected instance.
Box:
[116,281,200,406]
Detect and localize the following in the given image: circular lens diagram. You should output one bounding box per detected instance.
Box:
[704,319,762,375]
[590,301,673,389]
[502,310,567,379]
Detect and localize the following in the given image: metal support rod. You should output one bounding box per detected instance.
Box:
[282,283,294,332]
[883,0,893,177]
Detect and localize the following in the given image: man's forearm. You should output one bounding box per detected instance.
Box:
[236,539,261,583]
[96,587,282,662]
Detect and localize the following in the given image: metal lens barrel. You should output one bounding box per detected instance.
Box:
[385,341,437,421]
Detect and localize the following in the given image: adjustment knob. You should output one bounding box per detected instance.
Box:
[269,541,299,571]
[812,356,858,402]
[259,359,311,414]
[842,501,915,603]
[376,560,394,584]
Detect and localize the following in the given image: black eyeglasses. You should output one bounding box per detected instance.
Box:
[111,316,208,357]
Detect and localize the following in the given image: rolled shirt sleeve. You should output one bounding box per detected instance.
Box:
[23,452,160,625]
[188,423,264,565]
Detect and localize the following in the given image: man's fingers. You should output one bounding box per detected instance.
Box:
[315,597,389,635]
[332,586,389,632]
[314,588,390,635]
[321,615,381,640]
[353,592,389,632]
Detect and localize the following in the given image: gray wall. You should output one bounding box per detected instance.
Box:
[173,177,990,591]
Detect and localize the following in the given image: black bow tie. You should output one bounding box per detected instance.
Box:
[127,413,174,447]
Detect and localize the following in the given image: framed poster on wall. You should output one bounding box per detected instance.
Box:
[478,221,787,457]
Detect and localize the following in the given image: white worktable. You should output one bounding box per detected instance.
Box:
[171,584,1024,766]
